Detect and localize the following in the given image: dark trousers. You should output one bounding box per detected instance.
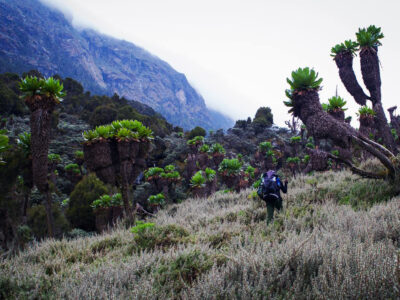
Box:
[266,197,282,225]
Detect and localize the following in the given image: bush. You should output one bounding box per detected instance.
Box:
[66,174,109,231]
[187,136,204,146]
[218,158,242,176]
[209,143,225,154]
[253,107,273,128]
[148,193,165,206]
[187,126,206,139]
[190,171,206,188]
[27,204,69,239]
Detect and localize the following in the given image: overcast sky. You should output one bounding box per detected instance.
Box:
[41,0,400,126]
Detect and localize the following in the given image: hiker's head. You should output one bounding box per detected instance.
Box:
[265,170,276,178]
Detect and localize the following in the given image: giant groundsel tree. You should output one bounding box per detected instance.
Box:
[331,25,397,153]
[19,76,65,237]
[284,67,398,182]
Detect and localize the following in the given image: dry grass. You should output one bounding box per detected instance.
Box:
[1,169,400,299]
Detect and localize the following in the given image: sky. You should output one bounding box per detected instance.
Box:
[41,0,400,127]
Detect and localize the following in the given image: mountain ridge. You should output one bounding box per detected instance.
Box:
[0,0,233,130]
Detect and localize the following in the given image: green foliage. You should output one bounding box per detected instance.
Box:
[145,165,180,180]
[306,143,315,149]
[205,168,216,182]
[330,40,359,57]
[199,144,209,153]
[190,171,206,188]
[144,167,164,179]
[64,163,80,174]
[391,129,399,141]
[253,178,261,189]
[209,143,225,154]
[286,157,300,164]
[302,154,310,164]
[130,220,155,234]
[245,165,255,179]
[286,67,323,91]
[148,193,166,206]
[27,204,69,239]
[0,130,9,165]
[19,76,65,102]
[325,96,347,112]
[74,150,84,159]
[187,126,206,139]
[187,136,204,145]
[66,174,109,231]
[91,193,123,209]
[357,106,376,117]
[331,150,340,156]
[47,153,61,163]
[290,136,301,143]
[83,120,153,142]
[259,141,272,153]
[356,25,384,48]
[218,158,242,176]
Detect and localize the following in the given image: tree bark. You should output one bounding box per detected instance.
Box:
[44,190,55,237]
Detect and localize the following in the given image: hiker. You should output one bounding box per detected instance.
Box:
[257,170,288,224]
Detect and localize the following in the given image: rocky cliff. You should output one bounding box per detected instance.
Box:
[0,0,233,130]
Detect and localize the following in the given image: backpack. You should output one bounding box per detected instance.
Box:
[257,174,280,202]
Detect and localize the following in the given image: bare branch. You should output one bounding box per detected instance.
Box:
[356,134,395,159]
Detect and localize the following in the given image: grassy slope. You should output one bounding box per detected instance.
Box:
[1,169,400,299]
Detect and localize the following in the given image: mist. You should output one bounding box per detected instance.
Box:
[40,0,400,126]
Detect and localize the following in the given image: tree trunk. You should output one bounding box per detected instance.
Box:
[44,190,55,237]
[373,101,397,153]
[334,51,368,105]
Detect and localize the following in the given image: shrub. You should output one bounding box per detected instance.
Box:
[218,158,242,176]
[290,136,301,143]
[190,171,206,188]
[144,167,164,179]
[187,126,206,139]
[66,174,109,231]
[27,204,69,239]
[74,150,84,159]
[91,193,123,209]
[209,143,225,154]
[47,153,61,163]
[199,144,209,153]
[253,107,273,128]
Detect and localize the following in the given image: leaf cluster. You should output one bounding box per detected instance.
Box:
[258,141,272,153]
[204,167,216,182]
[19,76,65,101]
[148,193,166,206]
[48,153,61,163]
[0,129,9,165]
[83,119,153,142]
[209,143,226,154]
[323,96,347,112]
[145,165,180,180]
[190,171,206,188]
[356,25,384,48]
[357,106,376,117]
[218,158,243,176]
[331,40,359,57]
[286,156,300,164]
[64,163,81,175]
[187,136,204,146]
[91,193,123,209]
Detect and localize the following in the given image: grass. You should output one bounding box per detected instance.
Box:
[1,168,400,299]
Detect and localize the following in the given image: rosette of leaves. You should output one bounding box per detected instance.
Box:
[356,25,384,48]
[284,68,323,115]
[187,136,204,146]
[286,157,300,165]
[290,136,301,143]
[258,141,272,153]
[357,106,376,118]
[218,158,242,176]
[324,96,347,112]
[199,144,210,153]
[190,171,206,188]
[110,193,123,207]
[330,40,359,57]
[91,194,112,209]
[204,168,216,182]
[302,154,310,164]
[64,163,81,175]
[148,193,165,206]
[144,167,164,180]
[209,143,226,155]
[245,165,255,179]
[48,153,61,164]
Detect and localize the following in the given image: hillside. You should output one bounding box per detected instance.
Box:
[1,169,399,299]
[0,0,233,130]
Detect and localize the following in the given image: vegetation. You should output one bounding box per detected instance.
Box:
[258,141,272,153]
[324,96,347,112]
[357,106,376,117]
[91,193,123,209]
[209,143,225,154]
[0,130,9,165]
[2,169,399,298]
[148,193,166,206]
[190,171,206,188]
[187,126,206,139]
[187,136,204,146]
[330,40,359,57]
[204,168,216,182]
[218,158,242,176]
[356,25,384,48]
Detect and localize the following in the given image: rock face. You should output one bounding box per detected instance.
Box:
[0,0,233,130]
